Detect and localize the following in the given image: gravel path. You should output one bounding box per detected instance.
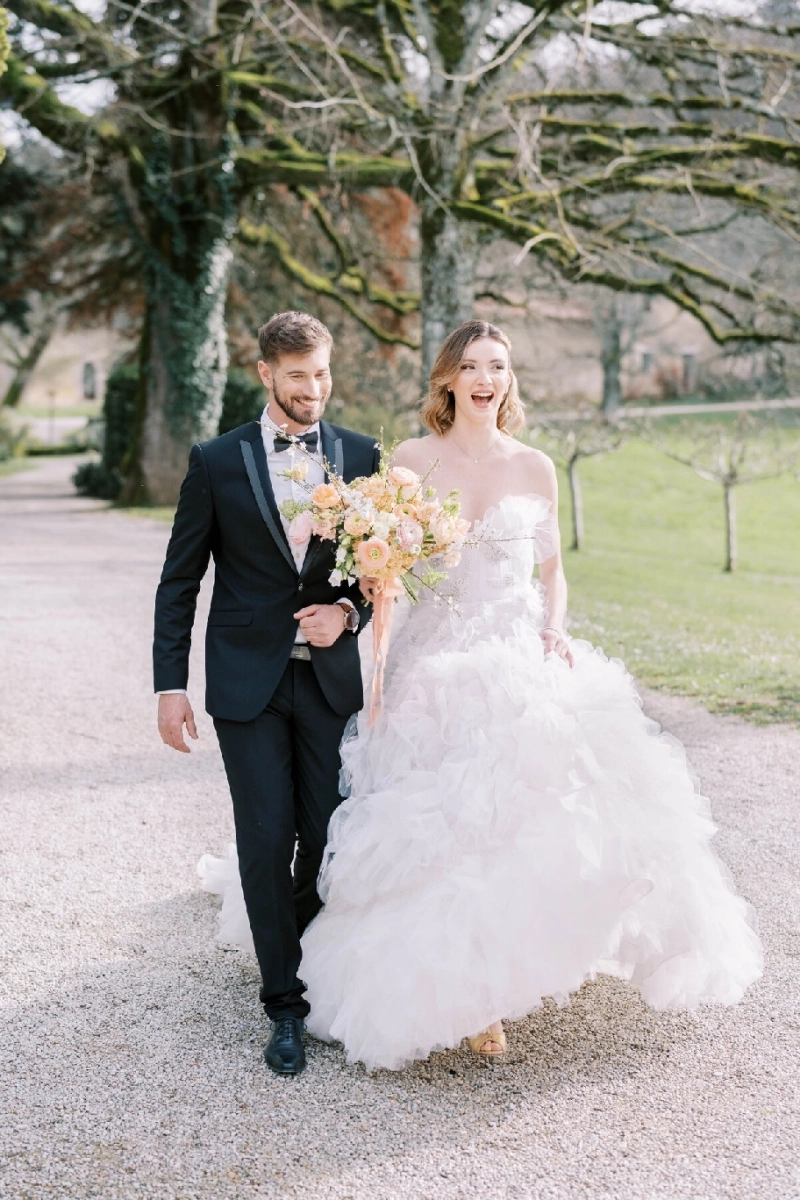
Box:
[2,456,798,1200]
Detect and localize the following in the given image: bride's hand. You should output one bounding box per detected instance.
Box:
[359,576,379,602]
[541,627,574,668]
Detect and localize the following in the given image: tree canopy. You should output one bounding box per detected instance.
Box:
[1,0,799,499]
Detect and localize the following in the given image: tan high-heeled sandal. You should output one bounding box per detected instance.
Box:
[467,1024,506,1056]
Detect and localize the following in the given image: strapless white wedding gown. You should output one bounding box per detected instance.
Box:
[199,494,762,1071]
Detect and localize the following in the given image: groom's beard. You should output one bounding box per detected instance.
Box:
[272,379,332,427]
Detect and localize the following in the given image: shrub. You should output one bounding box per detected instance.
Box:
[73,460,123,498]
[103,364,140,472]
[73,365,263,498]
[0,411,27,461]
[72,363,139,499]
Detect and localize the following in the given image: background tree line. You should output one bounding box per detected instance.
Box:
[1,0,799,503]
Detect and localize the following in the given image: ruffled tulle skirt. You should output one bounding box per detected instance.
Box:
[201,591,762,1072]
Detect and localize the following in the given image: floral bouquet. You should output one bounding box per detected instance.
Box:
[280,454,469,720]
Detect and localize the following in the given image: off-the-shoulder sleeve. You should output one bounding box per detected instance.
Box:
[518,493,560,564]
[533,505,560,564]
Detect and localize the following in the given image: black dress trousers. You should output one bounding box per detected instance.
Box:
[213,658,349,1020]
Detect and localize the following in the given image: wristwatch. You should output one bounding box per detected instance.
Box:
[335,598,360,633]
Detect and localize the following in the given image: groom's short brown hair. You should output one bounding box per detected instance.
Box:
[257,312,333,364]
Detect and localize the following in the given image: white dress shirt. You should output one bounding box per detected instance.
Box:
[262,409,324,576]
[261,409,323,644]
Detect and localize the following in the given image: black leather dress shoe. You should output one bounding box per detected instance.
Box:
[264,1017,306,1076]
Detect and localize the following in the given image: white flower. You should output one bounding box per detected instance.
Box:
[335,545,348,564]
[372,518,392,540]
[281,461,309,484]
[329,569,344,587]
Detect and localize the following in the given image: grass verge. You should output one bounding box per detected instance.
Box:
[0,458,36,479]
[562,440,800,725]
[121,506,176,523]
[113,440,800,725]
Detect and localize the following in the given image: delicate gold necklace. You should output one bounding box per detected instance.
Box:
[450,433,501,464]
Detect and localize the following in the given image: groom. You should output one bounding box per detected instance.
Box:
[153,312,379,1076]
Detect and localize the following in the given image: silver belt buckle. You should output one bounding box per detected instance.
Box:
[290,644,311,662]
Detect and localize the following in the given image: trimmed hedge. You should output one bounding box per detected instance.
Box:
[73,365,264,499]
[73,364,139,499]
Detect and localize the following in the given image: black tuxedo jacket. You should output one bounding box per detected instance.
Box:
[153,419,380,721]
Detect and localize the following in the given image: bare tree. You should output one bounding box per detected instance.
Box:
[593,295,650,415]
[3,0,800,500]
[0,8,7,165]
[531,414,628,551]
[647,415,800,572]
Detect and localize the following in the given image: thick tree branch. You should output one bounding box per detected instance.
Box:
[237,216,420,346]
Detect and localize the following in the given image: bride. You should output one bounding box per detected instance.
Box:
[201,319,762,1071]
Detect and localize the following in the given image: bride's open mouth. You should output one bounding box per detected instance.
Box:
[471,390,495,411]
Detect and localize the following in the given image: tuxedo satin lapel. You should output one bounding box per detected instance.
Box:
[320,422,344,482]
[240,431,297,574]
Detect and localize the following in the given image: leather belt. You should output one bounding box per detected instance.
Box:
[289,644,312,662]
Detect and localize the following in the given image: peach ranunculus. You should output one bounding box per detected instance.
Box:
[388,466,419,490]
[288,510,314,546]
[311,517,337,541]
[387,465,420,501]
[357,537,391,572]
[310,482,341,509]
[344,512,372,537]
[393,502,419,520]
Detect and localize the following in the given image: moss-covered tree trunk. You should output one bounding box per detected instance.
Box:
[119,13,234,505]
[419,197,479,383]
[417,100,480,383]
[600,318,623,416]
[127,236,231,503]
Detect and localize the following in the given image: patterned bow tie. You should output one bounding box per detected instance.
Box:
[273,430,319,453]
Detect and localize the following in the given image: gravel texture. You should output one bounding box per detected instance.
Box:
[1,455,798,1200]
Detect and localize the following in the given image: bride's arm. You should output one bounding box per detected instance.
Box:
[532,455,573,667]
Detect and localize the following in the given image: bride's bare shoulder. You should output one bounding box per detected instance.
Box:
[506,438,557,495]
[391,435,441,472]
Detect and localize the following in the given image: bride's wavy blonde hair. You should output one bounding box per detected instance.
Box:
[420,320,525,436]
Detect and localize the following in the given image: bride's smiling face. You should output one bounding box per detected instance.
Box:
[449,337,510,425]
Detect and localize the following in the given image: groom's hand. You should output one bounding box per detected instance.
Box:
[294,604,345,647]
[158,693,199,753]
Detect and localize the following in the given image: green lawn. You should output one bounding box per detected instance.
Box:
[17,403,102,418]
[120,438,800,726]
[0,457,35,478]
[560,440,800,725]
